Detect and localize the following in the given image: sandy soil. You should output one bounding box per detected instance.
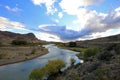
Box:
[0,46,48,66]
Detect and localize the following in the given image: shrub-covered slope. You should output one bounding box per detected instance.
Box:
[49,43,120,80]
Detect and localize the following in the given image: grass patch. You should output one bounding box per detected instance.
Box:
[31,49,36,54]
[83,47,100,58]
[29,59,65,80]
[95,66,110,80]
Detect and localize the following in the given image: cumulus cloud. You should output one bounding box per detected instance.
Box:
[58,12,63,18]
[59,0,104,15]
[39,25,90,40]
[5,6,21,12]
[31,0,103,15]
[58,0,107,33]
[0,16,26,30]
[35,32,61,42]
[31,0,57,15]
[31,0,120,41]
[84,7,120,33]
[38,7,120,41]
[83,0,103,5]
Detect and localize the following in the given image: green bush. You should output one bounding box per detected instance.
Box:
[0,42,2,47]
[84,47,99,58]
[0,54,4,59]
[68,42,76,47]
[31,49,36,54]
[97,51,113,61]
[29,59,65,80]
[115,43,120,54]
[70,58,75,65]
[29,68,44,80]
[95,67,110,80]
[11,39,27,45]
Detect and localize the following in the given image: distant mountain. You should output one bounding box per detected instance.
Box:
[89,34,120,43]
[0,30,39,45]
[77,34,120,43]
[75,34,120,47]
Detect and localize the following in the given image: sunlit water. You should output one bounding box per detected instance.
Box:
[0,44,81,80]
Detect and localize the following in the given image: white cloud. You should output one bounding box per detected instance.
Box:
[54,19,59,24]
[115,7,120,12]
[71,6,120,32]
[92,29,120,38]
[84,0,103,5]
[58,0,106,33]
[78,7,120,33]
[31,0,57,15]
[31,0,120,41]
[79,29,120,41]
[5,6,21,12]
[59,0,104,15]
[35,32,61,42]
[38,25,89,40]
[38,24,55,30]
[58,12,63,18]
[77,7,120,39]
[114,7,120,19]
[37,7,120,41]
[0,16,26,30]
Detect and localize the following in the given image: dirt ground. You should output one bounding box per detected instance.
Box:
[0,46,48,66]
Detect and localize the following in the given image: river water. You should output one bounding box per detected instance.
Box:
[0,44,80,80]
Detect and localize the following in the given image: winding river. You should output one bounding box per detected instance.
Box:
[0,44,80,80]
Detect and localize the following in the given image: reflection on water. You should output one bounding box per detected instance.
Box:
[0,44,80,80]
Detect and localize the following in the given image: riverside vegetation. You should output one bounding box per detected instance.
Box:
[47,42,120,80]
[29,59,65,80]
[0,39,48,66]
[0,31,48,66]
[1,31,120,80]
[29,41,120,80]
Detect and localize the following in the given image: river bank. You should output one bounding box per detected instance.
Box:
[0,46,48,66]
[48,43,120,80]
[0,44,79,80]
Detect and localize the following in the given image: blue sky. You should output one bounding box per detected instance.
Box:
[0,0,120,42]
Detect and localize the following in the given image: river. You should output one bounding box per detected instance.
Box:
[0,44,81,80]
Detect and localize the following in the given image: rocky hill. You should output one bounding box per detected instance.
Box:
[0,30,39,45]
[50,34,120,80]
[75,34,120,48]
[49,41,120,80]
[50,47,120,80]
[89,34,120,43]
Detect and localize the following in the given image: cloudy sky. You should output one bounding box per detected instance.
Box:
[0,0,120,42]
